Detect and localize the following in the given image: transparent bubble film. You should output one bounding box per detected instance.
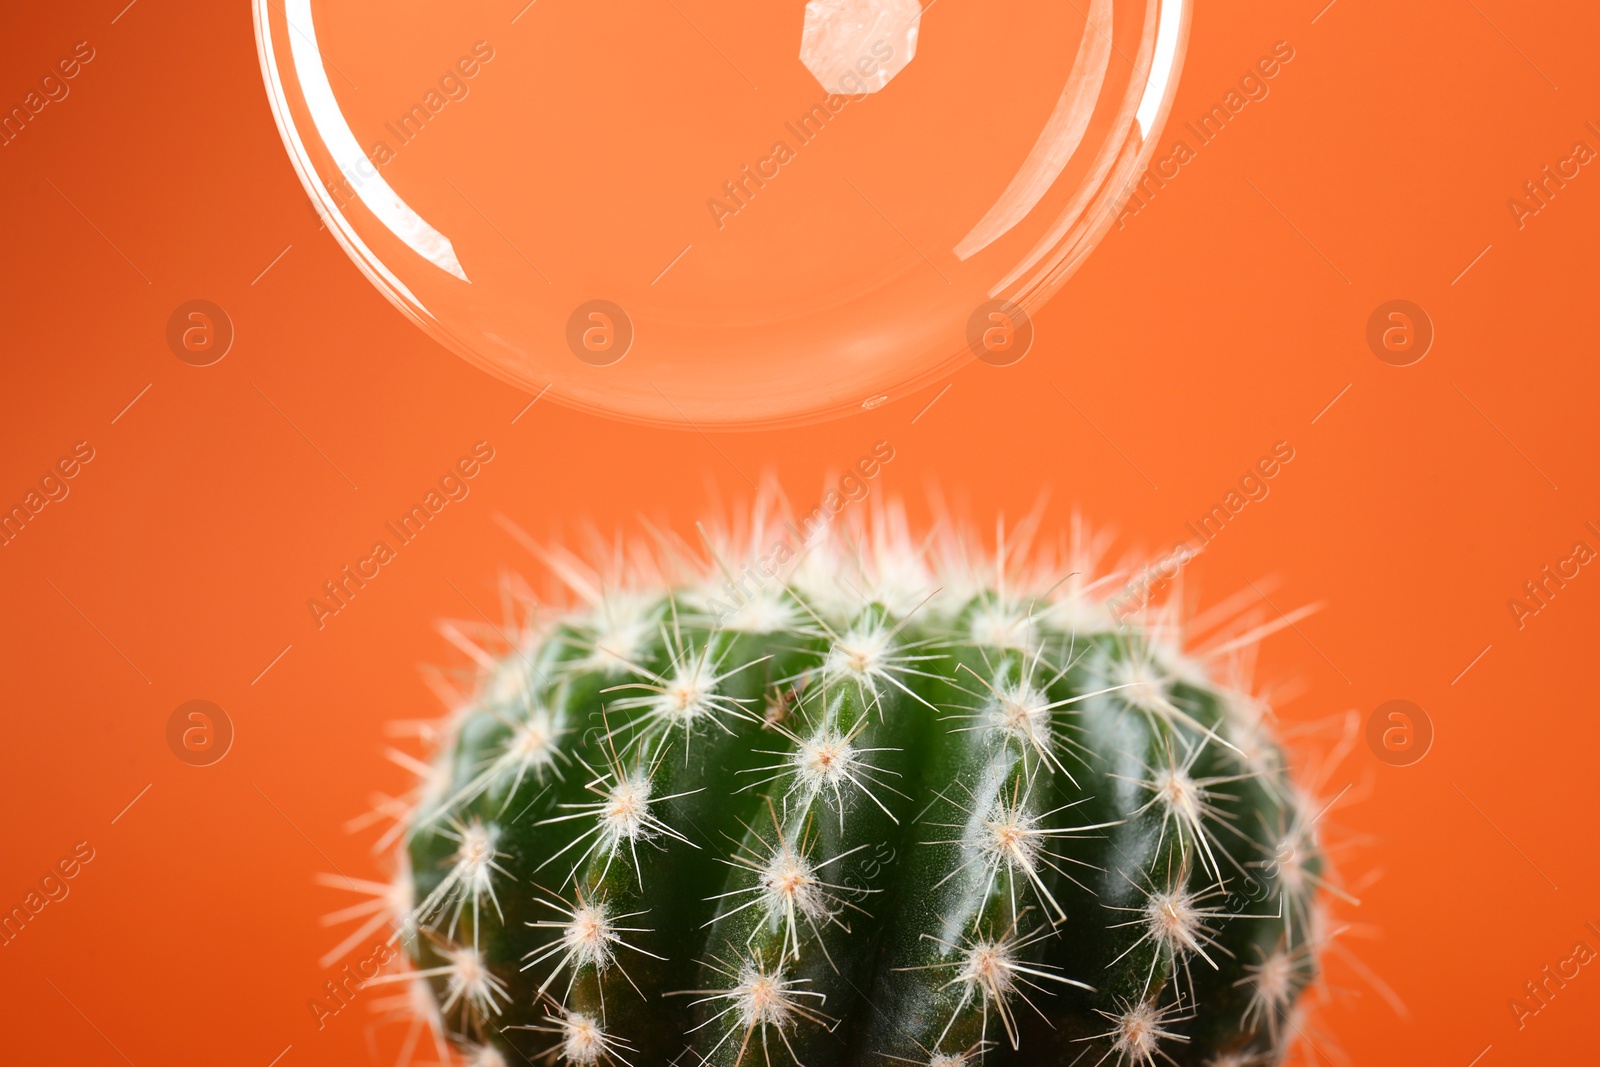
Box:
[256,0,1188,426]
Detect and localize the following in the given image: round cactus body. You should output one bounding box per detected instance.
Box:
[387,513,1325,1067]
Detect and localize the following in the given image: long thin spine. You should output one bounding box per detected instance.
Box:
[1023,635,1277,1065]
[858,600,1097,1063]
[562,610,828,1063]
[403,616,620,1047]
[692,605,926,1066]
[1168,681,1322,1064]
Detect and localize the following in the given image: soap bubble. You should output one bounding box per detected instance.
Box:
[256,0,1188,427]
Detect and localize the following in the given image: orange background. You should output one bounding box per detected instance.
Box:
[1,2,1596,1066]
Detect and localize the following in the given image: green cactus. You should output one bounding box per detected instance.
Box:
[365,509,1326,1067]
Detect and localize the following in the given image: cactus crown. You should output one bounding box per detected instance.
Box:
[334,502,1329,1067]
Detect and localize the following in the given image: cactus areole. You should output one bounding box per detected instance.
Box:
[392,515,1324,1066]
